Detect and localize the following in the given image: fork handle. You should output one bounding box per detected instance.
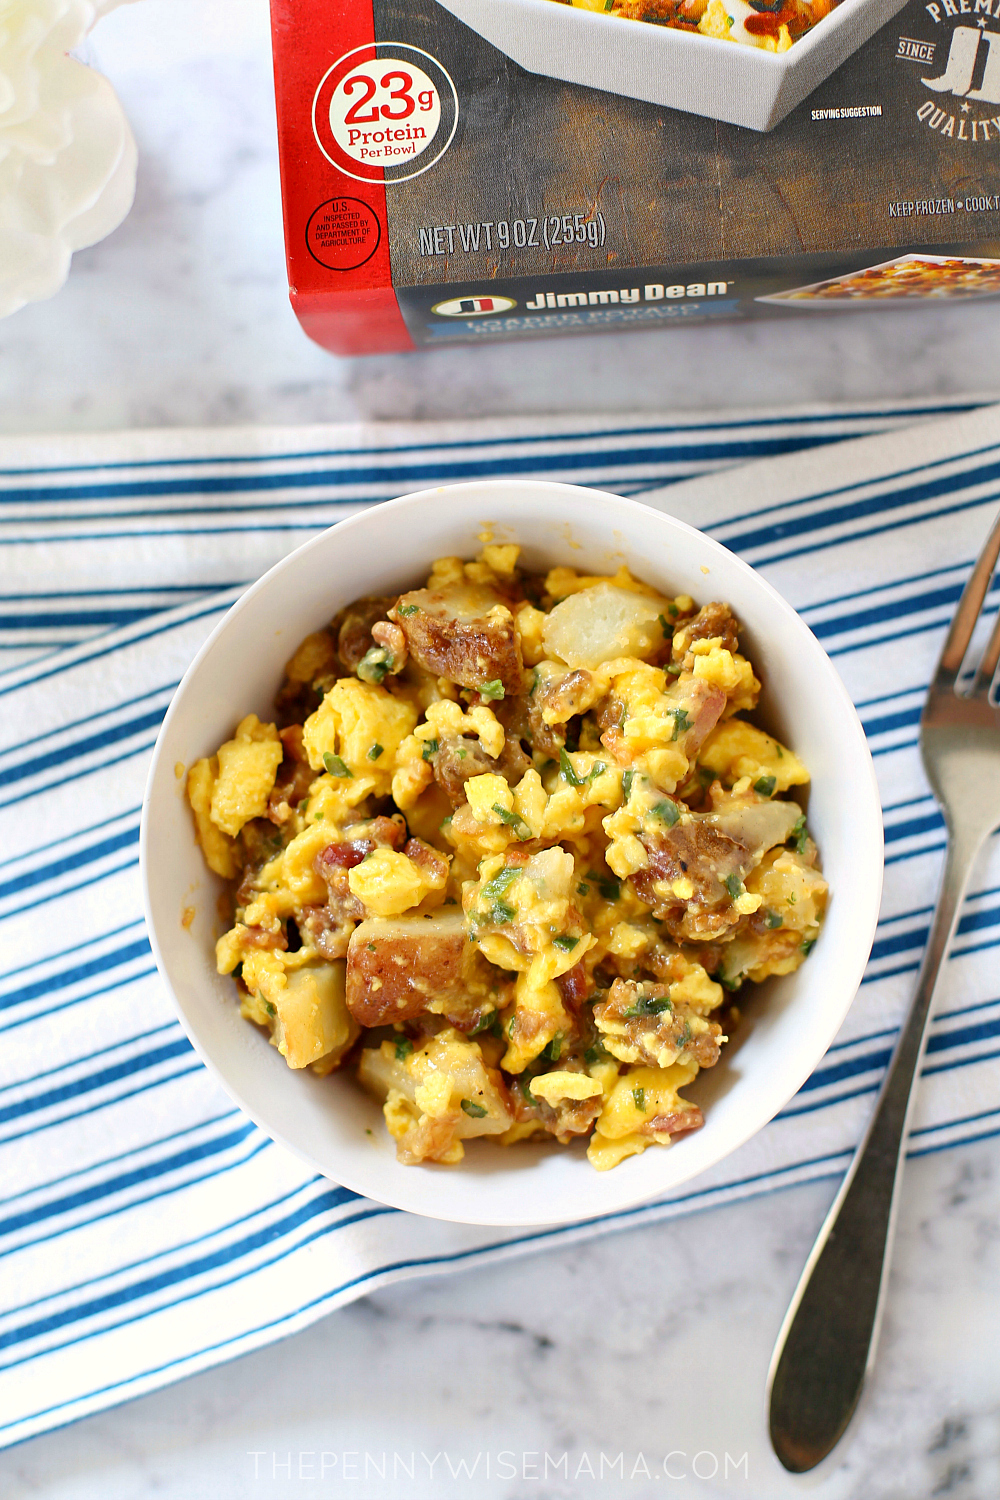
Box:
[768,824,982,1473]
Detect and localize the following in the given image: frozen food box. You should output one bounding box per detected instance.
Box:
[268,0,1000,353]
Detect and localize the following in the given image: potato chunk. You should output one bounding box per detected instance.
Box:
[346,910,492,1027]
[390,582,523,694]
[631,798,801,943]
[244,955,358,1072]
[359,1028,513,1164]
[542,582,673,670]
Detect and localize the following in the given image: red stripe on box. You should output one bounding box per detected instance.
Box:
[269,0,413,355]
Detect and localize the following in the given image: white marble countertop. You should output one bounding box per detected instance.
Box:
[2,2,999,1496]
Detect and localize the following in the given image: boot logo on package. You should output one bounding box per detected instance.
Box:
[911,5,1000,136]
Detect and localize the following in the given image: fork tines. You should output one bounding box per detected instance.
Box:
[933,507,1000,701]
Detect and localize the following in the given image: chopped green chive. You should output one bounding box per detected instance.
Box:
[421,737,439,761]
[487,897,516,924]
[632,1086,646,1112]
[621,769,634,800]
[624,993,672,1017]
[397,603,419,616]
[724,873,743,900]
[787,892,797,905]
[790,815,808,854]
[577,882,590,897]
[658,614,670,637]
[263,1000,276,1017]
[552,935,579,952]
[559,748,583,787]
[323,752,352,778]
[470,1011,497,1035]
[395,1036,413,1061]
[479,679,505,701]
[652,799,681,827]
[588,761,608,781]
[492,804,531,839]
[669,708,692,741]
[357,646,389,684]
[541,1033,563,1062]
[675,1020,692,1050]
[461,1098,488,1118]
[754,775,776,797]
[765,909,784,929]
[668,603,679,618]
[587,870,621,902]
[801,936,817,955]
[368,743,384,761]
[481,865,520,902]
[584,1042,608,1065]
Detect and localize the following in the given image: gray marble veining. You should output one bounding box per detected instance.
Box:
[4,1140,999,1498]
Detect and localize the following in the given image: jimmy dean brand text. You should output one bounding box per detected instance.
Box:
[269,0,1000,354]
[522,283,732,309]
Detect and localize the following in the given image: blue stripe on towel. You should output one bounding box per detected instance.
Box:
[2,404,998,1450]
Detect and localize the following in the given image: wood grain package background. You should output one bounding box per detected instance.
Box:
[376,0,1000,289]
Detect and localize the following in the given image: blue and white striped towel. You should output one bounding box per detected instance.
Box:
[3,398,1000,1449]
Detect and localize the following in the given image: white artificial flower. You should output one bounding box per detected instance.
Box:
[0,0,138,318]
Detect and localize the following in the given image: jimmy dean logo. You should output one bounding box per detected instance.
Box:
[914,1,1000,138]
[524,281,730,310]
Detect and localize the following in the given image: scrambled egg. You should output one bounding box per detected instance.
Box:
[186,544,826,1171]
[565,0,819,51]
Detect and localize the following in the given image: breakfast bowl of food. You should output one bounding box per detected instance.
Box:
[434,0,907,132]
[141,480,882,1226]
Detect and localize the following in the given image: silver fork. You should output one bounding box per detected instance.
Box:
[767,507,1000,1473]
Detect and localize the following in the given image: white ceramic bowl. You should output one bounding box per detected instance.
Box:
[141,481,883,1227]
[435,0,907,132]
